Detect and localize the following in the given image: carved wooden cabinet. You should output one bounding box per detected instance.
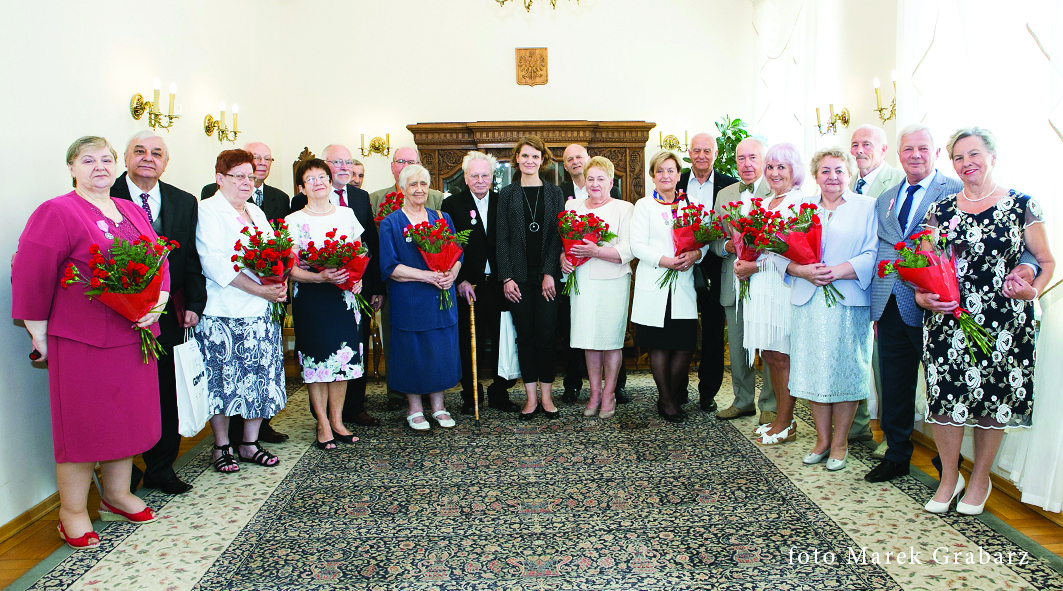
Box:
[406,120,656,201]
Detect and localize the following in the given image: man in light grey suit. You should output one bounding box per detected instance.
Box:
[369,147,444,213]
[847,124,907,447]
[864,124,1037,483]
[711,137,776,423]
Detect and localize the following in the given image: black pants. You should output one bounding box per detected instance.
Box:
[341,307,373,420]
[456,278,517,404]
[878,296,924,466]
[676,284,726,404]
[141,339,179,487]
[558,291,627,392]
[510,281,559,384]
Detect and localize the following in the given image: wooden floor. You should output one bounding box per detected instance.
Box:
[3,386,1061,588]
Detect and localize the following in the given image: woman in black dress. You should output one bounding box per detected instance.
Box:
[496,136,565,420]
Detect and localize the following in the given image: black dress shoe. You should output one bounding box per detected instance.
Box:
[542,407,560,420]
[615,388,631,404]
[930,454,964,479]
[864,459,910,482]
[700,399,718,413]
[488,400,521,413]
[560,389,579,404]
[461,403,476,415]
[387,398,406,411]
[259,425,289,443]
[146,477,193,495]
[658,409,685,423]
[352,412,381,426]
[518,408,539,421]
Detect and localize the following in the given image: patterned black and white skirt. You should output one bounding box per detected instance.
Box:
[194,311,287,419]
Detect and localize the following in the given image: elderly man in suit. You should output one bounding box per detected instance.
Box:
[710,137,776,422]
[201,142,290,223]
[847,125,906,447]
[864,124,1037,482]
[351,159,365,189]
[673,133,738,412]
[290,144,384,426]
[368,147,443,213]
[111,131,206,495]
[557,144,630,405]
[440,151,520,414]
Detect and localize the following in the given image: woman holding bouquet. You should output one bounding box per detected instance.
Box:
[559,156,634,419]
[786,149,877,470]
[286,158,364,449]
[917,127,1054,515]
[12,136,167,548]
[497,135,565,420]
[630,151,707,423]
[196,149,288,473]
[733,143,807,445]
[378,164,462,430]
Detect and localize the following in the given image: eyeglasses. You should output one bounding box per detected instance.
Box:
[252,155,274,163]
[467,174,492,181]
[327,159,355,167]
[224,173,255,182]
[394,159,419,166]
[304,175,330,185]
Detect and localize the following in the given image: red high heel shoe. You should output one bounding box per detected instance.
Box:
[57,521,100,549]
[99,500,156,523]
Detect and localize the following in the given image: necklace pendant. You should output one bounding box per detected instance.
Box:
[529,222,540,233]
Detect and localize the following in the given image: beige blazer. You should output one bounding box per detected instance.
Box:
[710,179,773,307]
[849,163,906,198]
[369,184,443,213]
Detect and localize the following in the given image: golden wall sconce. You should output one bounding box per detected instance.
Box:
[204,102,239,144]
[873,71,898,123]
[658,131,688,152]
[496,0,577,12]
[360,128,390,157]
[815,104,850,136]
[130,78,180,130]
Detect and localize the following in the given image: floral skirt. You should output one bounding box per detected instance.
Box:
[194,312,286,419]
[292,281,364,383]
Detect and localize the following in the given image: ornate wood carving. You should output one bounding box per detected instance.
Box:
[516,48,548,87]
[292,147,315,194]
[407,121,655,201]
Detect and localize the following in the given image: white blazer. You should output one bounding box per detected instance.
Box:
[197,191,273,318]
[629,196,709,327]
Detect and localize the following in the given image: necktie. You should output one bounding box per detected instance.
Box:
[855,178,867,194]
[898,184,919,235]
[254,188,263,207]
[739,182,754,194]
[335,189,346,207]
[139,193,153,223]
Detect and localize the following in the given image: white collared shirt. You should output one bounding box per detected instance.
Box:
[686,170,715,207]
[856,163,885,194]
[329,185,348,207]
[572,182,588,201]
[897,173,933,236]
[126,176,161,221]
[197,193,273,318]
[472,191,492,274]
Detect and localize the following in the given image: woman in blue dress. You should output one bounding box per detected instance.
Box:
[379,164,462,431]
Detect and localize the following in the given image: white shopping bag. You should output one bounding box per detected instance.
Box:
[497,311,521,380]
[174,329,209,437]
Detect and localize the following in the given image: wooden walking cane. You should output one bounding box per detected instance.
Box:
[469,286,480,423]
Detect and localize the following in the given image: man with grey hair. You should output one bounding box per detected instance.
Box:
[351,159,365,189]
[369,147,443,214]
[201,142,290,223]
[111,131,206,495]
[709,137,776,422]
[864,123,1038,483]
[441,151,519,413]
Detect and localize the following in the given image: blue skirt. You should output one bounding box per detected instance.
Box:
[195,312,287,419]
[388,324,461,395]
[789,289,872,403]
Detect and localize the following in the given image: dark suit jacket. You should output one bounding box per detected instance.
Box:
[677,169,738,295]
[111,172,207,344]
[496,182,565,283]
[440,189,501,286]
[559,181,621,201]
[202,182,290,223]
[290,184,383,297]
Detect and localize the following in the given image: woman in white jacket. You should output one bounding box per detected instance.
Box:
[630,151,709,423]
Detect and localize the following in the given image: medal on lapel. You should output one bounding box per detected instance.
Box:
[470,209,477,225]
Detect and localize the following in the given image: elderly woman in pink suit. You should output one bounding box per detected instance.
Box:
[11,136,169,550]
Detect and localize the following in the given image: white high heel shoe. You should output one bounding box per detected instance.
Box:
[924,474,966,514]
[802,450,829,465]
[956,479,991,516]
[825,451,848,471]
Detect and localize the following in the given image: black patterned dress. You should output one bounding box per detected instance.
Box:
[922,190,1042,429]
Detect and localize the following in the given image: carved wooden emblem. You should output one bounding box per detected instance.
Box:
[516,48,548,86]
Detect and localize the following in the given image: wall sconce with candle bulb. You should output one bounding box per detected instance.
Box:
[815,104,850,136]
[359,128,391,157]
[658,131,688,152]
[130,78,181,130]
[204,102,240,144]
[873,70,898,123]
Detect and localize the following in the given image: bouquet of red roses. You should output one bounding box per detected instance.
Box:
[557,210,617,296]
[656,202,726,292]
[301,228,373,315]
[716,197,786,299]
[405,218,471,309]
[375,191,404,226]
[877,228,993,360]
[762,202,844,306]
[61,235,178,363]
[232,219,295,324]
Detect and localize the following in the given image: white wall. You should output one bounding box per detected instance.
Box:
[0,0,761,527]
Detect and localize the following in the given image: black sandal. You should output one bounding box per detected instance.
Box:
[212,444,240,473]
[238,441,280,466]
[315,439,338,450]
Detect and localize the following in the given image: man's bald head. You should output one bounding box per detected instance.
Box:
[244,141,273,186]
[688,133,718,179]
[562,144,590,179]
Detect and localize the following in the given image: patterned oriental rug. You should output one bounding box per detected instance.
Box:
[15,373,1063,591]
